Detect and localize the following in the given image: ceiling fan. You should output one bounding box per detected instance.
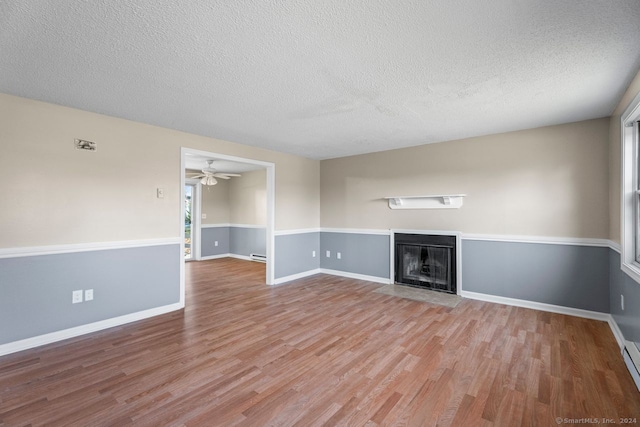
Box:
[188,160,241,185]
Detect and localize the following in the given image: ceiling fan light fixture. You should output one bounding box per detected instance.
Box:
[201,175,217,186]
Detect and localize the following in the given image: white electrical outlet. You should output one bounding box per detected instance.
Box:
[337,252,341,259]
[326,250,331,257]
[72,290,83,304]
[85,289,94,301]
[622,294,625,311]
[215,241,219,247]
[312,250,316,257]
[201,213,207,219]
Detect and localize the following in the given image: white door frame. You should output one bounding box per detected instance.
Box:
[184,178,202,261]
[180,148,275,306]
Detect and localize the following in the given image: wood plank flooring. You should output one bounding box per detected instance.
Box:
[1,258,639,426]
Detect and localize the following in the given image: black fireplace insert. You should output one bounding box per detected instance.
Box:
[394,233,457,294]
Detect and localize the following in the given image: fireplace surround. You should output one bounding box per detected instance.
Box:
[394,233,457,294]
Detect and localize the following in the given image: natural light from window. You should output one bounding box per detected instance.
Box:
[621,92,640,283]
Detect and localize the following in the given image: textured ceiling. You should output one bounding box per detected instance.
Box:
[1,1,640,159]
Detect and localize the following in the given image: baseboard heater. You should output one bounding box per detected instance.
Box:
[623,341,640,392]
[250,253,267,263]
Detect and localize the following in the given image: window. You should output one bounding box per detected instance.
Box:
[636,120,640,263]
[621,92,640,282]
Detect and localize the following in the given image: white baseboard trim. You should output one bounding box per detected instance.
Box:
[197,254,262,262]
[460,290,611,322]
[319,268,392,285]
[199,253,231,260]
[228,254,252,261]
[460,290,627,348]
[608,316,626,349]
[0,302,184,357]
[273,268,321,285]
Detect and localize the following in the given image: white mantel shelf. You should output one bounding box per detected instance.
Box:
[384,194,466,210]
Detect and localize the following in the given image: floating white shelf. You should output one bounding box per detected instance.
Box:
[384,194,466,210]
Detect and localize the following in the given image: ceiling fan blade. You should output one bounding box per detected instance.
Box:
[214,173,241,177]
[212,174,231,179]
[189,174,206,179]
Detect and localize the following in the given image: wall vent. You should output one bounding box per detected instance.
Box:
[250,253,267,263]
[623,340,640,392]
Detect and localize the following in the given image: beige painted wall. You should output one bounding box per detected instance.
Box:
[197,169,266,226]
[321,118,610,238]
[609,69,640,243]
[229,169,267,226]
[0,93,320,248]
[199,178,230,224]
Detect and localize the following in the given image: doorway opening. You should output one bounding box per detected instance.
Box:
[184,183,196,260]
[179,148,275,307]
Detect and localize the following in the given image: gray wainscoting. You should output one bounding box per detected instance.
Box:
[200,226,266,258]
[0,244,180,345]
[320,232,390,279]
[201,227,230,257]
[274,232,320,279]
[462,240,609,313]
[230,227,266,257]
[609,249,640,341]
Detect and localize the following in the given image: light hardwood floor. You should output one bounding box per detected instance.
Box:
[1,258,639,426]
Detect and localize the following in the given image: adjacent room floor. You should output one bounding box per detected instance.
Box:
[1,258,638,425]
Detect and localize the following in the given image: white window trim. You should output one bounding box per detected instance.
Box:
[620,91,640,284]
